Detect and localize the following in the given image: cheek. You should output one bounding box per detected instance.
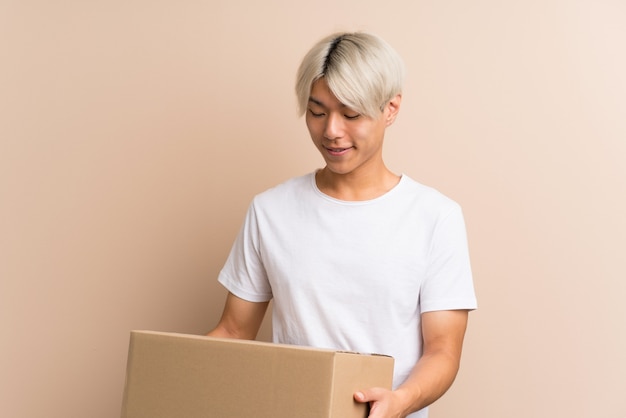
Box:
[305,119,323,138]
[361,120,385,138]
[351,124,374,141]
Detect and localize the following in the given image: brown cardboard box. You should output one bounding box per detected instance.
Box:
[121,330,394,418]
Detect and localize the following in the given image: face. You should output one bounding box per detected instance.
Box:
[305,78,400,178]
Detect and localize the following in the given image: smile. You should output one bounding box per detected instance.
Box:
[325,146,353,156]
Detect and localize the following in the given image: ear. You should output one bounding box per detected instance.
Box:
[384,94,402,127]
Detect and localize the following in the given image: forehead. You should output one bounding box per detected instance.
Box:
[308,78,347,108]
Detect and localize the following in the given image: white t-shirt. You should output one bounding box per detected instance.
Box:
[218,172,477,418]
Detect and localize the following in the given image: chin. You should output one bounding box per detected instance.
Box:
[324,165,354,176]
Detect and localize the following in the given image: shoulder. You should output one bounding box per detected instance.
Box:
[252,172,315,207]
[397,174,461,215]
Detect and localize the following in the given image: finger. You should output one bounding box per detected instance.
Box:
[354,387,385,403]
[354,391,367,403]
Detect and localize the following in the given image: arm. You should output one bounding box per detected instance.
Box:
[207,292,269,340]
[354,309,470,418]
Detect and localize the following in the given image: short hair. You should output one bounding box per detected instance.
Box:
[295,32,405,119]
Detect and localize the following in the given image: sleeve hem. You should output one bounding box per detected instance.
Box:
[218,275,273,303]
[420,298,478,314]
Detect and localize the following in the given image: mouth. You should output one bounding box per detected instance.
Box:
[325,146,353,156]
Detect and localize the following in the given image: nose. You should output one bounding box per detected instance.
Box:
[323,113,344,140]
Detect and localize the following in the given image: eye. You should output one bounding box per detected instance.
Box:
[308,108,325,118]
[344,113,361,120]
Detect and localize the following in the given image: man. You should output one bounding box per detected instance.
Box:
[208,32,477,418]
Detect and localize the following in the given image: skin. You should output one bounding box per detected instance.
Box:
[306,78,402,201]
[208,78,470,418]
[354,310,469,417]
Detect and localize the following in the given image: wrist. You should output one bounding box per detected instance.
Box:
[394,385,422,416]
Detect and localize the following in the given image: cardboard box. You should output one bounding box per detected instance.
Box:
[121,330,394,418]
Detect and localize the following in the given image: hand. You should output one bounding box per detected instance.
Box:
[354,387,409,418]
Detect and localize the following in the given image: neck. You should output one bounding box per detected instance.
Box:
[315,166,400,201]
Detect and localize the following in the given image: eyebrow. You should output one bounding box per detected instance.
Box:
[308,96,325,107]
[308,96,348,109]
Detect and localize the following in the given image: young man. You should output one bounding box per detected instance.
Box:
[208,32,477,418]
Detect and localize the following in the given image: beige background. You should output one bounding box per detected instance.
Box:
[1,1,625,417]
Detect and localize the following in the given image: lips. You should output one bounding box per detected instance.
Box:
[325,146,352,156]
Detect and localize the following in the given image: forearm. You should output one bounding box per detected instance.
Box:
[206,323,250,339]
[392,309,469,416]
[394,349,462,415]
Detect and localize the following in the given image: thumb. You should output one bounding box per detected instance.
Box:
[354,387,384,403]
[354,391,367,403]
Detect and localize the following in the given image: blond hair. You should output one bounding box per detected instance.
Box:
[295,32,405,119]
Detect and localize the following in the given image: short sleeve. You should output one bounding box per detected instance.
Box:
[420,204,477,313]
[217,201,273,302]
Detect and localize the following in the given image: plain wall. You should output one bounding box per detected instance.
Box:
[1,1,625,417]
